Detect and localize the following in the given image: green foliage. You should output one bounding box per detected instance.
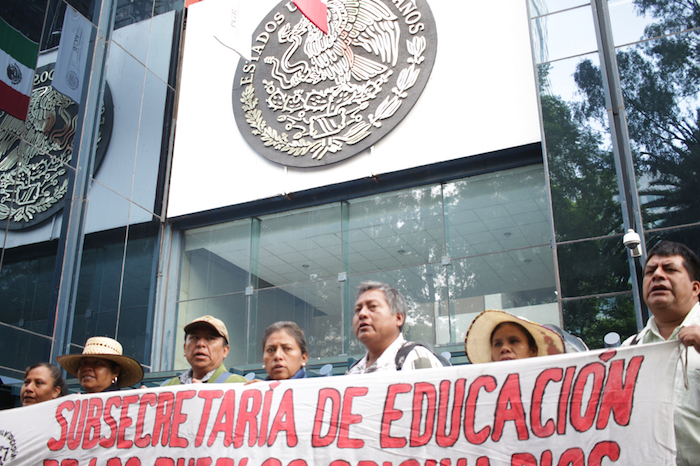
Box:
[541,0,700,346]
[540,91,623,241]
[562,295,638,349]
[571,1,700,229]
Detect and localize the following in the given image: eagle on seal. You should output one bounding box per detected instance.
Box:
[265,0,400,89]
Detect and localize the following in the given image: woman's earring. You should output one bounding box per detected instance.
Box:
[302,363,306,367]
[113,376,119,384]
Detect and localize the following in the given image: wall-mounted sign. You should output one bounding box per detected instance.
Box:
[0,63,113,230]
[232,0,437,167]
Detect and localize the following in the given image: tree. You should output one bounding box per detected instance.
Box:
[543,0,700,346]
[573,1,700,229]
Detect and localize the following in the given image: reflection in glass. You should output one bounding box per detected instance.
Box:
[144,11,179,83]
[1,0,51,45]
[347,185,444,273]
[562,293,636,349]
[645,225,700,259]
[0,251,57,336]
[175,164,559,363]
[448,247,557,345]
[0,326,52,377]
[445,165,550,259]
[73,239,124,344]
[529,0,590,18]
[557,236,631,298]
[73,220,158,369]
[119,219,159,366]
[531,5,597,64]
[115,0,155,30]
[132,69,170,208]
[181,219,252,301]
[607,0,655,46]
[254,279,343,362]
[99,41,147,199]
[614,32,700,231]
[0,61,102,231]
[539,57,623,241]
[256,204,342,288]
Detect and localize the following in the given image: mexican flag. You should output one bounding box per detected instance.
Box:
[0,17,39,120]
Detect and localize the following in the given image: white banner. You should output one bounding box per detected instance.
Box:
[52,5,92,103]
[0,343,679,465]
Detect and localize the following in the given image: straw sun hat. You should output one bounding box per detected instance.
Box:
[464,310,565,364]
[57,337,144,387]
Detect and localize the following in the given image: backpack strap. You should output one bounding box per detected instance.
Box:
[395,342,417,370]
[213,371,234,383]
[395,341,451,370]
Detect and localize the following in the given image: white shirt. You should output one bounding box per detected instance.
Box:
[622,302,700,466]
[346,334,443,374]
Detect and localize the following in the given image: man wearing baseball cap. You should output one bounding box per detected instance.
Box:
[163,315,246,385]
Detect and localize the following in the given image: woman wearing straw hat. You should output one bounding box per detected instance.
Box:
[464,310,565,364]
[57,337,144,393]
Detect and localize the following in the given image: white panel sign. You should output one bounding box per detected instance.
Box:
[169,0,541,218]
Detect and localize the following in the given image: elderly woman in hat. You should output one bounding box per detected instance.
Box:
[57,337,144,393]
[465,310,565,364]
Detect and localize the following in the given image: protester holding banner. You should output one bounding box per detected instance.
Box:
[162,315,247,385]
[464,310,564,363]
[622,240,700,466]
[20,362,68,406]
[57,336,144,393]
[347,280,444,373]
[262,321,309,380]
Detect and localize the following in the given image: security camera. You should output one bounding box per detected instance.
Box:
[622,229,642,257]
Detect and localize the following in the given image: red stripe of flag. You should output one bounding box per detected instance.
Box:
[293,0,328,34]
[0,79,31,120]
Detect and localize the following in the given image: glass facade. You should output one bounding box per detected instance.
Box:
[176,165,556,369]
[0,0,699,390]
[0,0,178,381]
[530,0,700,343]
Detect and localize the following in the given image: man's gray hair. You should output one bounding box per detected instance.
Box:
[356,281,407,327]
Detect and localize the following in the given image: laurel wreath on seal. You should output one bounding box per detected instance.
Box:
[0,87,106,223]
[241,36,427,161]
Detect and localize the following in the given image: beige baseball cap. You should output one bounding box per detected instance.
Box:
[184,315,229,342]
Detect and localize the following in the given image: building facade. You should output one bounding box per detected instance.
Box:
[1,0,699,390]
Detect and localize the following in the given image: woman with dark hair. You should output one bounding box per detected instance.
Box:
[465,310,565,363]
[262,321,309,380]
[57,337,143,393]
[20,362,68,406]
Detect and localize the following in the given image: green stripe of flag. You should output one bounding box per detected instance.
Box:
[0,16,39,69]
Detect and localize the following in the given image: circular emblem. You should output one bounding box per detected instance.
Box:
[6,63,21,85]
[233,0,437,167]
[0,64,114,230]
[0,430,17,466]
[66,69,80,90]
